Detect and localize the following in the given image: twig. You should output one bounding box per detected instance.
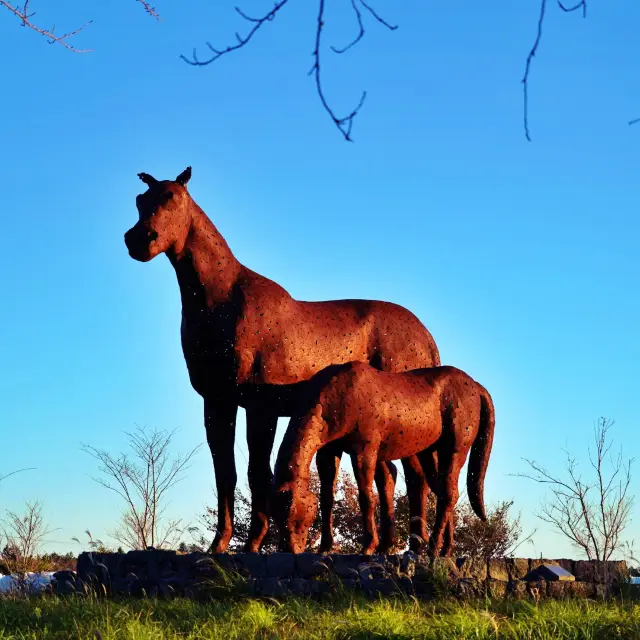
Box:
[136,0,160,19]
[0,0,92,51]
[310,0,366,141]
[182,0,397,142]
[522,0,548,142]
[331,0,397,54]
[522,0,587,141]
[557,0,586,17]
[180,1,290,66]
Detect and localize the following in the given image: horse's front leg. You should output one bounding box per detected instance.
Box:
[245,407,279,552]
[316,445,342,553]
[204,397,238,554]
[351,452,379,555]
[375,460,398,553]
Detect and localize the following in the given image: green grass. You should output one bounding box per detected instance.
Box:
[1,594,640,639]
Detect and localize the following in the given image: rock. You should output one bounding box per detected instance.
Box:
[290,578,311,596]
[357,561,387,581]
[456,557,487,581]
[486,579,507,598]
[362,578,400,597]
[455,578,485,598]
[507,580,527,599]
[573,560,595,583]
[235,553,266,578]
[295,553,331,578]
[507,558,530,580]
[596,561,630,585]
[487,559,509,581]
[548,581,571,599]
[566,581,595,598]
[266,553,295,578]
[331,554,369,579]
[259,577,290,598]
[399,551,418,578]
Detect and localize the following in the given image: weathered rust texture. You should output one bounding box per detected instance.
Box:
[124,167,441,552]
[274,362,495,556]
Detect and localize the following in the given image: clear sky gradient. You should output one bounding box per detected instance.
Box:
[0,1,638,557]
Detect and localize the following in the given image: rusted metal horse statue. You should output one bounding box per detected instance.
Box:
[124,167,441,552]
[274,362,495,556]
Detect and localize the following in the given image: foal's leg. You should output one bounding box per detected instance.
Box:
[351,453,379,555]
[274,414,335,553]
[375,461,398,553]
[204,398,238,553]
[402,456,429,553]
[317,446,343,553]
[245,408,279,552]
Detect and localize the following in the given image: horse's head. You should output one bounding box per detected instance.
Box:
[124,166,193,262]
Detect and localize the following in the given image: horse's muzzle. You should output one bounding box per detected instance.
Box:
[124,225,156,262]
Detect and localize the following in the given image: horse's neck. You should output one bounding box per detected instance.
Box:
[169,203,241,312]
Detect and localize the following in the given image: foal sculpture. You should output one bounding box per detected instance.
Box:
[124,167,441,552]
[274,362,495,556]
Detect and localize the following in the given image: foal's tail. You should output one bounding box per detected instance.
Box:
[466,386,495,522]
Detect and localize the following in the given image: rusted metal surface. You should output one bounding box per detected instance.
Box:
[274,363,495,556]
[124,167,441,552]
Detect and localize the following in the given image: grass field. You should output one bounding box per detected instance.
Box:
[1,594,640,639]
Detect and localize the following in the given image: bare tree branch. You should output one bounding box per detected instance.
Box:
[136,0,159,19]
[522,0,587,141]
[557,0,586,16]
[182,0,397,142]
[180,1,290,67]
[331,0,397,55]
[0,0,92,51]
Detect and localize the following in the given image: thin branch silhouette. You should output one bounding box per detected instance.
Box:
[136,0,160,19]
[182,0,397,141]
[180,1,290,67]
[522,0,587,141]
[0,0,92,51]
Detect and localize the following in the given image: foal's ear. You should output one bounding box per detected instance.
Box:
[138,172,158,187]
[175,166,192,186]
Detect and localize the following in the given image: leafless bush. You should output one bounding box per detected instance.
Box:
[82,426,200,550]
[519,417,634,562]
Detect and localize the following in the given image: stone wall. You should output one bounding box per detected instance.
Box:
[51,551,633,600]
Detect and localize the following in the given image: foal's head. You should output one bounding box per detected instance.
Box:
[124,166,193,262]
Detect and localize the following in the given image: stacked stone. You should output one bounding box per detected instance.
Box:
[51,551,633,600]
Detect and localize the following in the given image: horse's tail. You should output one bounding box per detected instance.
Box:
[466,385,495,521]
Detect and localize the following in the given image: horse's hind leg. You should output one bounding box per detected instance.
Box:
[402,455,429,553]
[317,445,343,553]
[440,519,455,557]
[351,452,379,555]
[375,460,397,553]
[427,443,461,558]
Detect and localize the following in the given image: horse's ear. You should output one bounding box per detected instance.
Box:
[176,166,192,186]
[138,172,158,187]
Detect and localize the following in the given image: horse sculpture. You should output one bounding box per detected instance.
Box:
[274,362,495,556]
[124,167,441,552]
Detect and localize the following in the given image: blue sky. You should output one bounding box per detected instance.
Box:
[0,0,638,558]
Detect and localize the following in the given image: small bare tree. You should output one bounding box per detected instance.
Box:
[82,426,201,550]
[519,417,634,562]
[1,500,56,574]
